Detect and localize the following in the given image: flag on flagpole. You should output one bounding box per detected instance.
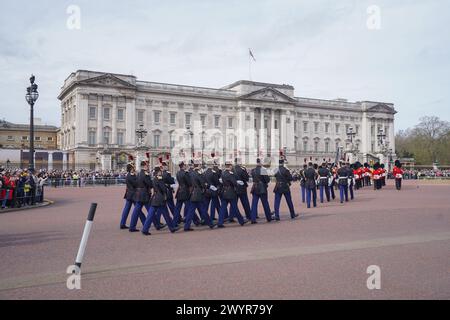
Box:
[249,48,256,61]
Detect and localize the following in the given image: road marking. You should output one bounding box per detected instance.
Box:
[1,231,450,292]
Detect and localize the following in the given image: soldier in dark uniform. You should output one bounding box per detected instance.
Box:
[184,160,216,231]
[161,161,176,219]
[173,161,192,226]
[337,163,349,204]
[304,162,318,208]
[348,163,355,200]
[329,164,336,200]
[273,157,298,220]
[218,160,248,228]
[119,163,137,229]
[233,158,251,220]
[318,162,331,203]
[204,159,222,221]
[250,158,272,223]
[129,161,152,232]
[141,167,179,235]
[300,164,307,203]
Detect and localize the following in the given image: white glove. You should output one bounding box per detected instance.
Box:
[237,180,244,186]
[170,184,178,189]
[219,178,223,184]
[209,185,218,191]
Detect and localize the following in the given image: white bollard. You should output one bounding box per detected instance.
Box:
[75,203,97,269]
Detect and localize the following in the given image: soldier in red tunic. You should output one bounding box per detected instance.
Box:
[392,160,404,190]
[373,162,382,190]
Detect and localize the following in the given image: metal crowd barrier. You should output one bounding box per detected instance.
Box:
[44,177,126,188]
[0,186,46,209]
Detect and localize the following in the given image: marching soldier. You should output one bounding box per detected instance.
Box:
[141,167,180,235]
[317,162,331,203]
[249,158,272,223]
[299,164,307,203]
[273,157,298,220]
[161,161,176,219]
[380,163,386,186]
[129,161,152,232]
[204,159,222,221]
[233,158,252,220]
[218,160,248,228]
[304,162,318,208]
[393,160,404,190]
[363,163,371,187]
[347,163,355,200]
[373,162,382,190]
[119,163,137,229]
[173,161,192,225]
[329,164,337,200]
[184,160,216,231]
[337,163,349,203]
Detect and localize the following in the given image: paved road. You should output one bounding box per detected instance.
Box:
[0,180,449,299]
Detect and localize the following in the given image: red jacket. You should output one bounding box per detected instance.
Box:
[393,166,403,179]
[373,169,382,180]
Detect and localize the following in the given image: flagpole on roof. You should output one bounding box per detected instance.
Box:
[248,48,252,81]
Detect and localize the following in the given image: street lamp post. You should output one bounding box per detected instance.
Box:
[25,74,39,170]
[346,127,357,162]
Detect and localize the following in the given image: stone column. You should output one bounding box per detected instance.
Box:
[125,97,136,146]
[48,151,53,170]
[97,96,103,145]
[280,110,287,150]
[62,152,68,170]
[112,96,117,145]
[259,109,266,156]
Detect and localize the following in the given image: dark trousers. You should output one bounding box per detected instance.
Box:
[349,184,354,200]
[142,205,175,233]
[319,184,330,203]
[205,196,221,220]
[306,187,317,208]
[173,199,190,225]
[300,185,306,203]
[339,185,348,203]
[218,198,244,226]
[184,201,212,230]
[166,195,176,218]
[120,199,133,227]
[395,178,402,190]
[274,192,296,219]
[129,201,147,230]
[237,193,251,219]
[330,184,336,199]
[250,193,272,222]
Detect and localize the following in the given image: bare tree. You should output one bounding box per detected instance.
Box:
[413,116,450,163]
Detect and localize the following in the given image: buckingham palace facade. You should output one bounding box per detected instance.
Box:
[58,70,397,170]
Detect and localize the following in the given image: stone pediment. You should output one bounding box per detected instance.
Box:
[79,74,136,89]
[238,87,296,103]
[366,103,396,114]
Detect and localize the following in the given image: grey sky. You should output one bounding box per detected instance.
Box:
[0,0,449,131]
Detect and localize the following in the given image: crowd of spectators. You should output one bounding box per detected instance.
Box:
[0,167,128,210]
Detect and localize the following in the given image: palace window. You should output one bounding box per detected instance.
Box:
[103,107,110,120]
[201,114,206,127]
[314,141,319,152]
[137,110,144,123]
[325,123,330,133]
[35,136,41,141]
[88,131,96,145]
[117,132,124,145]
[335,123,340,134]
[153,135,160,148]
[117,108,124,121]
[275,120,278,130]
[303,122,308,132]
[215,115,221,128]
[103,130,110,144]
[314,122,319,133]
[154,111,161,124]
[325,141,329,153]
[7,136,13,141]
[228,117,234,129]
[89,106,96,119]
[170,113,176,125]
[303,141,308,152]
[185,114,191,127]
